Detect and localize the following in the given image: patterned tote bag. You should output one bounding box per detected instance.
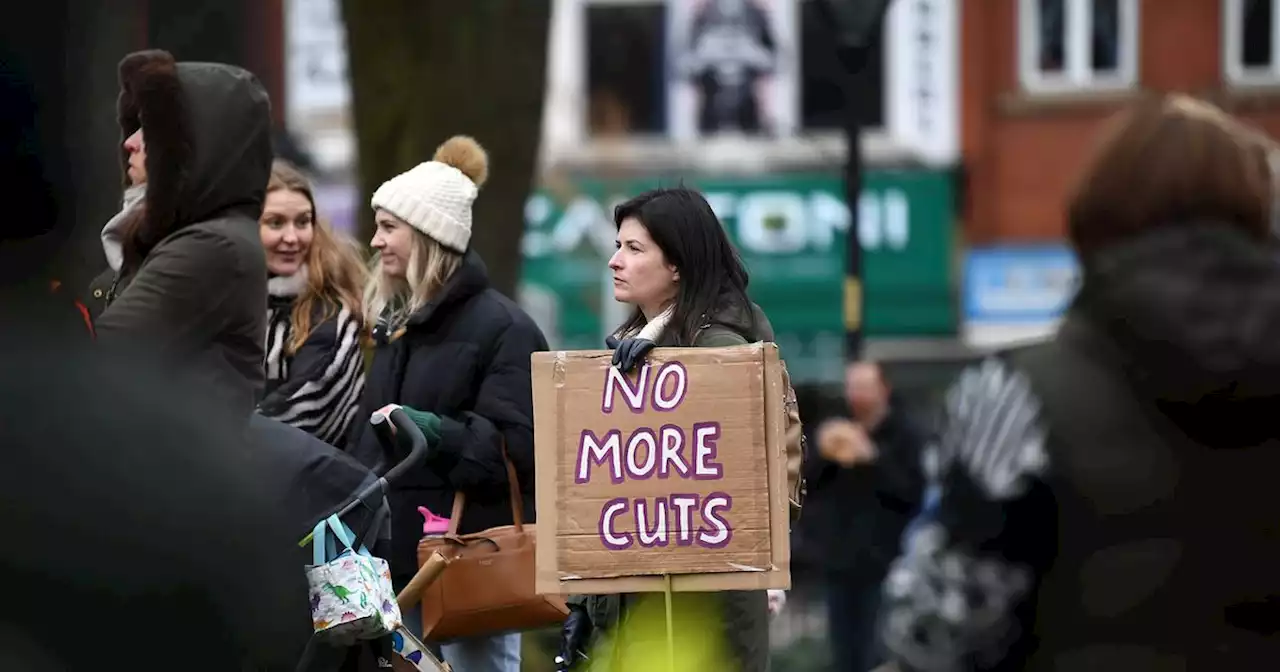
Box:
[305,513,402,644]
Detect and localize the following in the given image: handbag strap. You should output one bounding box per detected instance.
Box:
[354,500,390,554]
[314,513,373,565]
[446,439,524,535]
[312,519,330,566]
[326,514,358,549]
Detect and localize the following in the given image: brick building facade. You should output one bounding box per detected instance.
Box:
[961,0,1280,244]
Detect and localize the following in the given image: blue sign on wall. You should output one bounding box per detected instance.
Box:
[963,245,1079,326]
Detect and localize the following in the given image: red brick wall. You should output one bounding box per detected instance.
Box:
[961,0,1280,243]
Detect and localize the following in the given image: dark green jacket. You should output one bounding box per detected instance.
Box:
[95,53,272,420]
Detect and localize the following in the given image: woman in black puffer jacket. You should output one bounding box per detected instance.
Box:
[347,136,548,672]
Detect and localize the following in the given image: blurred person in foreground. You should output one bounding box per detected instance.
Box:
[0,336,314,671]
[881,94,1280,671]
[808,361,926,671]
[93,49,273,420]
[0,53,310,672]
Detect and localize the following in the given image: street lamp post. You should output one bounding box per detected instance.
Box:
[818,0,894,363]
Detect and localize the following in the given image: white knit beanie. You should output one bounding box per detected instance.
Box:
[370,136,489,253]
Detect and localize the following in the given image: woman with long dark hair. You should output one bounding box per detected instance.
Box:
[607,187,763,358]
[561,186,776,672]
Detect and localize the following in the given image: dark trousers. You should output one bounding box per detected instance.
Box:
[826,570,887,672]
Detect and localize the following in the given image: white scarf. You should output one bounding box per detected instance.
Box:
[100,184,147,272]
[268,265,310,297]
[620,304,675,342]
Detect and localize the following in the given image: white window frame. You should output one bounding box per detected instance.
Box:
[1017,0,1140,94]
[1223,0,1280,86]
[541,0,919,172]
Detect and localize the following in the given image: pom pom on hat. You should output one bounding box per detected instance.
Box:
[433,135,489,188]
[370,135,490,253]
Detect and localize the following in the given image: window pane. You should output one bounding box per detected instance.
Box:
[1242,0,1273,68]
[586,4,667,137]
[1037,0,1066,73]
[1091,0,1121,72]
[799,0,884,130]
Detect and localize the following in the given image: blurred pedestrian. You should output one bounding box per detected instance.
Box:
[93,49,274,420]
[881,94,1280,671]
[257,159,367,447]
[808,361,927,671]
[0,48,310,672]
[0,335,314,671]
[347,135,548,672]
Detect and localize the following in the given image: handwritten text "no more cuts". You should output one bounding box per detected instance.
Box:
[575,361,732,551]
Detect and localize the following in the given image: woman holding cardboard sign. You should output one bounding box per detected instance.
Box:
[346,136,550,672]
[557,187,781,672]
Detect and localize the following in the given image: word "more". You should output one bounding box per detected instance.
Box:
[575,360,735,550]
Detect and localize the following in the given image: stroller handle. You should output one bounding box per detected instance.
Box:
[372,404,429,487]
[297,406,429,549]
[309,406,427,537]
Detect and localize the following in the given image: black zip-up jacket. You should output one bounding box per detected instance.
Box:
[347,250,549,582]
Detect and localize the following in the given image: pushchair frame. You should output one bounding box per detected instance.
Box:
[298,405,454,672]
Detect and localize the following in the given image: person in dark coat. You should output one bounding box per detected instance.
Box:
[880,94,1280,671]
[0,319,312,672]
[558,187,776,672]
[0,48,310,671]
[806,361,926,671]
[346,135,548,672]
[93,49,273,419]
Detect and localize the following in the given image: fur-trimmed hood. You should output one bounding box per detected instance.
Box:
[116,49,272,269]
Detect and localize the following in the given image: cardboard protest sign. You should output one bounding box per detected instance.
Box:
[531,343,790,594]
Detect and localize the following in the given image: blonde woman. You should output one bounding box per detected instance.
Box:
[256,159,367,447]
[347,136,548,672]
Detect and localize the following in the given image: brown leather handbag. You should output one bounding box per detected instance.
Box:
[415,446,568,641]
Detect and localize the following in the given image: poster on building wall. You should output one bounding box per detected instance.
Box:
[666,0,798,141]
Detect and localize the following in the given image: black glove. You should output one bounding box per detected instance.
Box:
[605,335,655,373]
[555,604,593,671]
